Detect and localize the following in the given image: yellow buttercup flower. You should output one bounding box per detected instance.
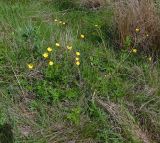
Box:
[132,48,137,53]
[80,34,85,39]
[27,64,33,69]
[76,61,80,66]
[76,57,80,61]
[54,19,58,22]
[67,45,72,50]
[148,57,152,61]
[55,43,60,47]
[49,61,54,66]
[63,22,66,25]
[76,52,80,56]
[135,28,140,33]
[43,52,49,58]
[47,47,52,52]
[59,21,62,24]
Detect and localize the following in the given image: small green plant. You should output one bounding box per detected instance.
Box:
[67,107,81,125]
[0,111,7,126]
[54,0,78,10]
[124,35,132,49]
[29,100,39,111]
[34,80,62,102]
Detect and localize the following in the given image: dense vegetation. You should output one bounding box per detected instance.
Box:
[0,0,160,143]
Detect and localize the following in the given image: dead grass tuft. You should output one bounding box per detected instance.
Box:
[114,0,160,53]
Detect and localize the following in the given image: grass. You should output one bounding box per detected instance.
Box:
[0,0,160,143]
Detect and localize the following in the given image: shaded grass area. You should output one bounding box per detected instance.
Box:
[0,0,160,142]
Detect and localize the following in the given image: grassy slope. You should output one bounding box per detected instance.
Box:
[0,0,160,143]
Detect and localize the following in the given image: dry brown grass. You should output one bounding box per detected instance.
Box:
[114,0,160,53]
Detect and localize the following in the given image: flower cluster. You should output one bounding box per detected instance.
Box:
[27,46,54,69]
[27,41,82,70]
[54,19,66,25]
[75,52,80,66]
[132,28,152,61]
[42,47,54,66]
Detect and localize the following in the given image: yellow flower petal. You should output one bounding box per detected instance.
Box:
[135,28,140,33]
[76,61,80,66]
[49,61,54,66]
[76,57,79,61]
[80,34,85,39]
[67,45,72,50]
[76,52,80,56]
[132,48,137,53]
[149,57,152,61]
[55,43,60,47]
[43,52,49,58]
[27,64,33,69]
[47,47,52,52]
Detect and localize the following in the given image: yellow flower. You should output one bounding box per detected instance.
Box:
[76,52,80,56]
[54,19,58,22]
[43,52,49,58]
[80,34,85,39]
[76,57,80,61]
[59,21,62,24]
[67,45,72,50]
[47,47,52,52]
[63,22,66,25]
[76,61,80,66]
[55,43,60,47]
[132,48,137,53]
[148,57,152,61]
[49,61,54,66]
[27,64,33,69]
[95,24,98,27]
[135,28,140,33]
